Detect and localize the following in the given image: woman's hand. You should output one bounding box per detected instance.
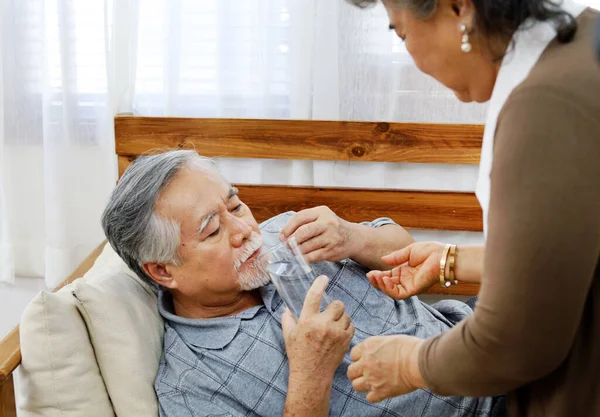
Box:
[366,242,445,300]
[347,335,426,402]
[279,206,357,263]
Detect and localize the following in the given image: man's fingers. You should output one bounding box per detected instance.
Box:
[350,341,365,361]
[279,208,319,240]
[304,248,328,264]
[281,308,296,340]
[299,235,327,255]
[300,275,329,319]
[347,360,363,380]
[293,222,326,246]
[346,323,355,341]
[381,246,412,266]
[339,313,352,330]
[324,300,345,321]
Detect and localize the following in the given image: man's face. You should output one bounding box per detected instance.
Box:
[152,164,267,306]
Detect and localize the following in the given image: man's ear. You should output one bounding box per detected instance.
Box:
[143,262,177,289]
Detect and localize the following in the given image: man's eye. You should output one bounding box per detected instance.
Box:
[232,204,242,212]
[208,227,220,238]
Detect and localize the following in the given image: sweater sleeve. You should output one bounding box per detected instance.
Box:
[418,87,600,396]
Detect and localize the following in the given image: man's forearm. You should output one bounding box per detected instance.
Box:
[283,374,332,417]
[348,223,414,270]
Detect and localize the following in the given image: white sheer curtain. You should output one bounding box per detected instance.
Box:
[0,0,136,286]
[1,0,598,287]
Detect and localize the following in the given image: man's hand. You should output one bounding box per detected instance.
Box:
[282,275,355,382]
[279,206,358,263]
[281,275,355,417]
[347,335,426,403]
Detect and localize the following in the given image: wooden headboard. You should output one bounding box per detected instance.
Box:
[115,116,484,296]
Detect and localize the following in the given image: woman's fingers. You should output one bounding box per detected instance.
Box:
[381,245,411,266]
[368,266,420,299]
[366,389,388,403]
[351,376,370,393]
[346,360,363,380]
[350,342,364,362]
[374,274,387,293]
[382,275,396,293]
[366,270,393,280]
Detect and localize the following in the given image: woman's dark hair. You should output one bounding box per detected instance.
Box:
[346,0,578,60]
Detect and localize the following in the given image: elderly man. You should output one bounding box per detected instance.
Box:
[102,150,505,417]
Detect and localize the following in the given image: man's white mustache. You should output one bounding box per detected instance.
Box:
[234,233,263,271]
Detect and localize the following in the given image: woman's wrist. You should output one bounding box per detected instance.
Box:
[408,339,427,390]
[444,245,484,284]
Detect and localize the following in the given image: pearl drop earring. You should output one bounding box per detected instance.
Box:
[460,24,472,53]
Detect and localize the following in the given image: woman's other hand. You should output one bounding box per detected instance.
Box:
[347,335,426,402]
[366,242,445,299]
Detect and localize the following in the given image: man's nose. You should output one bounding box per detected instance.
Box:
[229,215,252,248]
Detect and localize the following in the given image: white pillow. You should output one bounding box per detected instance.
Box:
[18,287,115,417]
[18,243,164,417]
[72,251,163,416]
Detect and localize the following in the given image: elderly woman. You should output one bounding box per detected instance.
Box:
[343,0,600,416]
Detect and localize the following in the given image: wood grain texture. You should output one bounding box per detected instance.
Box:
[237,185,483,232]
[118,155,135,178]
[116,158,482,231]
[425,282,479,296]
[116,157,482,231]
[115,116,483,164]
[0,329,19,385]
[0,374,16,417]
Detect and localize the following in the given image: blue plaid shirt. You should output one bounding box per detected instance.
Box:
[156,213,503,416]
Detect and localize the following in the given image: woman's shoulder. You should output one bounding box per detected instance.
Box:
[495,10,600,171]
[510,9,600,113]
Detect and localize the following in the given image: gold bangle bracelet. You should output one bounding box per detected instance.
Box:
[439,244,452,287]
[448,244,458,286]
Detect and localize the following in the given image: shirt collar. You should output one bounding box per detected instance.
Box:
[259,283,285,323]
[158,290,264,349]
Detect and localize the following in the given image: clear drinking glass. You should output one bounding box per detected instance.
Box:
[256,236,329,319]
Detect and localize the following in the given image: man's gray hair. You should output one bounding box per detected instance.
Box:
[101,150,220,287]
